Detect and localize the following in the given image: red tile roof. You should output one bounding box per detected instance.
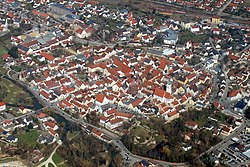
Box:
[0,102,6,107]
[96,94,105,103]
[154,87,165,97]
[167,110,178,117]
[228,90,241,97]
[40,52,55,61]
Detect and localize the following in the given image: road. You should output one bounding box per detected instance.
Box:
[217,0,234,15]
[198,118,248,159]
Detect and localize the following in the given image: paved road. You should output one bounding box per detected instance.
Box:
[217,0,234,15]
[198,118,248,159]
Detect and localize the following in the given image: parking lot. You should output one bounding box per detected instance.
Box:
[214,127,250,167]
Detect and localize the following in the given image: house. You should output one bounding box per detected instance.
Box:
[211,16,221,24]
[3,120,13,127]
[2,53,11,61]
[162,30,178,45]
[182,143,192,151]
[106,118,123,129]
[75,26,94,38]
[37,134,56,144]
[221,126,232,136]
[153,87,173,103]
[92,128,103,138]
[44,121,58,131]
[185,121,198,130]
[0,102,6,111]
[190,26,200,33]
[6,135,18,143]
[95,94,109,107]
[167,110,180,122]
[228,90,242,101]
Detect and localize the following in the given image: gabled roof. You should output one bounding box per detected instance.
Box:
[0,102,6,107]
[96,94,105,103]
[40,52,55,61]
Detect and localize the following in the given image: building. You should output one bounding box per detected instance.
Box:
[162,30,178,45]
[48,2,75,15]
[211,16,221,24]
[0,102,6,111]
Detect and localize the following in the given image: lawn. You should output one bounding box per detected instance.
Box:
[178,31,208,45]
[130,126,151,143]
[0,157,18,163]
[52,152,67,167]
[0,45,7,73]
[48,163,55,167]
[0,45,7,59]
[0,78,33,106]
[17,129,39,148]
[67,131,79,140]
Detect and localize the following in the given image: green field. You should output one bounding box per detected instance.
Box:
[17,130,39,148]
[0,78,33,106]
[0,157,18,163]
[52,152,67,167]
[178,31,208,45]
[48,163,55,167]
[130,126,151,143]
[0,45,8,75]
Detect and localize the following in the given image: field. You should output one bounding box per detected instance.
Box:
[17,130,39,148]
[130,126,151,143]
[52,152,68,167]
[0,78,33,106]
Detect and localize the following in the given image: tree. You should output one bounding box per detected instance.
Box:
[28,123,33,129]
[245,107,250,120]
[8,46,18,58]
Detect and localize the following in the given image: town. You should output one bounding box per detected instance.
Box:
[0,0,249,167]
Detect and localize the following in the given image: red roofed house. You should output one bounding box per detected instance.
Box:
[44,121,58,131]
[3,120,13,127]
[2,53,11,61]
[75,26,94,38]
[221,126,232,136]
[185,121,198,130]
[106,118,123,129]
[92,128,103,138]
[128,98,145,111]
[167,110,180,122]
[115,111,134,120]
[154,88,173,103]
[39,52,55,61]
[0,102,6,111]
[95,94,109,107]
[228,90,242,101]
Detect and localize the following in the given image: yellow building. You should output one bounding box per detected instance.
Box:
[211,16,221,24]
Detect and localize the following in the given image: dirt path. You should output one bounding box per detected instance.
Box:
[37,143,61,167]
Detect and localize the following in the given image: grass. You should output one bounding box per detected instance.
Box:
[0,78,33,106]
[67,131,79,140]
[48,163,55,167]
[178,31,208,45]
[0,157,18,163]
[130,126,151,143]
[17,129,39,148]
[52,152,67,167]
[0,45,7,59]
